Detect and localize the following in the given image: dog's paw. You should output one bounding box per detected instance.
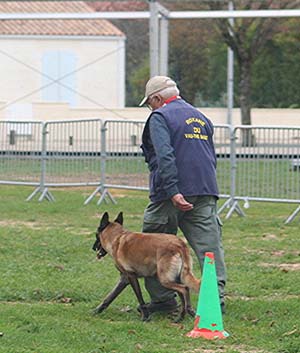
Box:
[187,306,196,317]
[141,313,151,322]
[139,304,151,322]
[167,307,183,323]
[171,314,184,323]
[92,306,105,315]
[92,309,100,316]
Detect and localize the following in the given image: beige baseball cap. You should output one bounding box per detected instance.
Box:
[139,76,177,106]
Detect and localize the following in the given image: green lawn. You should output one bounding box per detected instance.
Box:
[0,186,300,353]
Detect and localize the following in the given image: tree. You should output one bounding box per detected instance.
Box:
[252,18,300,108]
[169,19,213,104]
[207,0,300,144]
[88,1,300,114]
[158,1,226,106]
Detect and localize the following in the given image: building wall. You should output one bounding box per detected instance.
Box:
[0,35,125,109]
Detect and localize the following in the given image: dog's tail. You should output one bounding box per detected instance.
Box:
[181,248,200,293]
[182,270,200,293]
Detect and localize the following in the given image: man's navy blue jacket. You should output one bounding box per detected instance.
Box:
[141,98,219,203]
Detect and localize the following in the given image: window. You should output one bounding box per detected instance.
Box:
[42,51,77,106]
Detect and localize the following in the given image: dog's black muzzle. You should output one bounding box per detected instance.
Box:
[92,234,108,259]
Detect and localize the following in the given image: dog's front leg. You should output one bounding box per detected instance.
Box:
[93,273,129,315]
[185,288,196,317]
[127,275,150,321]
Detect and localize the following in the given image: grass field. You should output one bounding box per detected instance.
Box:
[0,185,300,353]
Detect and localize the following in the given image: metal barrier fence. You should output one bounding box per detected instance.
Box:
[37,119,103,202]
[0,120,43,187]
[212,124,232,199]
[0,119,103,201]
[103,119,148,190]
[218,125,300,223]
[0,120,299,222]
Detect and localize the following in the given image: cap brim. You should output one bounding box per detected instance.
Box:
[139,96,148,107]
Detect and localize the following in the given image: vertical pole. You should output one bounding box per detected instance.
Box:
[227,0,234,126]
[26,121,54,202]
[230,126,236,202]
[97,120,116,206]
[225,125,245,219]
[159,14,169,75]
[39,121,47,197]
[100,120,107,196]
[149,0,159,77]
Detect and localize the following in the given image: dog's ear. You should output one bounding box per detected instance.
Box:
[100,212,109,228]
[115,212,123,225]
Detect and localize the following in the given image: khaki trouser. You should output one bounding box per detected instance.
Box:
[142,195,226,304]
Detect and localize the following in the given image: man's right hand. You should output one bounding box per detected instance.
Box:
[171,193,194,212]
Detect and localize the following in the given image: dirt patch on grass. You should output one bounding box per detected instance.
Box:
[270,250,300,257]
[0,220,43,229]
[226,293,300,301]
[262,233,278,240]
[0,221,91,236]
[260,262,300,271]
[185,346,268,353]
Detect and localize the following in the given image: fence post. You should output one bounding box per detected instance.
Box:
[84,120,116,205]
[218,126,245,218]
[26,122,55,202]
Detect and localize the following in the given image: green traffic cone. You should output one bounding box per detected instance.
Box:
[186,252,229,339]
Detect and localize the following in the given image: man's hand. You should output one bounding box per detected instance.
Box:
[171,193,194,211]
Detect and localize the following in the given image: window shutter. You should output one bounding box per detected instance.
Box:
[42,51,77,106]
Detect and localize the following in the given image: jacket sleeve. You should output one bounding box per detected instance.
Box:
[149,113,179,198]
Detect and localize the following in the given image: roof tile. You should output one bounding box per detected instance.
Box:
[87,1,148,12]
[0,1,124,37]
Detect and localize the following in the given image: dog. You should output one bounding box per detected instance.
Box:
[92,212,200,322]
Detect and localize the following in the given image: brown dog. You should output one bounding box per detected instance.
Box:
[92,212,200,322]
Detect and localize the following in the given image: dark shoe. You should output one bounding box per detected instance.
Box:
[221,302,226,315]
[137,298,178,314]
[148,298,179,313]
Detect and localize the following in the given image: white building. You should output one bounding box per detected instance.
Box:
[0,1,126,115]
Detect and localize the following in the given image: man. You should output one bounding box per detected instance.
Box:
[139,76,226,315]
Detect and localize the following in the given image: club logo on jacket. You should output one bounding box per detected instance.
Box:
[184,117,208,140]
